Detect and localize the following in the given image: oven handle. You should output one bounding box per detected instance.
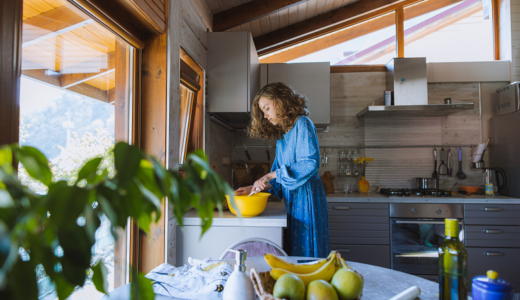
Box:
[394,220,463,225]
[394,252,439,258]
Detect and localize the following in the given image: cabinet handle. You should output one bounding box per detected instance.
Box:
[486,252,505,256]
[336,249,351,253]
[333,206,350,210]
[485,229,504,234]
[484,207,503,212]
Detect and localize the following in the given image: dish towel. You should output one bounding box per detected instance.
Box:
[145,258,234,300]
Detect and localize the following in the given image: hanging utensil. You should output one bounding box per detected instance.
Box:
[242,142,251,161]
[456,147,467,180]
[447,148,452,177]
[432,148,438,178]
[438,148,448,175]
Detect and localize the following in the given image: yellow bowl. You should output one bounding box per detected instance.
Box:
[225,192,270,217]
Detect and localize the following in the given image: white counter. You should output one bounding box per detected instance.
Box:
[177,202,287,265]
[326,191,520,204]
[182,201,287,227]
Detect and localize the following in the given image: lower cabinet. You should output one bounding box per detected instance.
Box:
[467,247,520,289]
[330,244,390,268]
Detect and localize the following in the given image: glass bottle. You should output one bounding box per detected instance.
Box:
[346,162,352,175]
[353,149,359,161]
[339,164,345,176]
[340,150,346,161]
[439,218,467,300]
[347,149,353,161]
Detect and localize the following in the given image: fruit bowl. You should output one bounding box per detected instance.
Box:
[459,186,481,195]
[225,192,270,217]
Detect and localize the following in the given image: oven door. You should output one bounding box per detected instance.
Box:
[390,218,464,280]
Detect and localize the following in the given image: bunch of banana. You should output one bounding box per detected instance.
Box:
[266,251,349,286]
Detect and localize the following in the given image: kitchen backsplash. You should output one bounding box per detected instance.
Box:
[210,71,489,191]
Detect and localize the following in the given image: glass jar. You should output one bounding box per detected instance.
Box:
[339,150,346,161]
[345,162,352,175]
[347,149,353,161]
[339,164,345,176]
[353,149,359,161]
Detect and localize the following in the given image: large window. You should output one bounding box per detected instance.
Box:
[20,0,134,298]
[259,0,496,65]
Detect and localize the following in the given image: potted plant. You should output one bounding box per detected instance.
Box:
[0,142,234,299]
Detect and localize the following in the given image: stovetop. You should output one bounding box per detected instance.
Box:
[379,188,452,197]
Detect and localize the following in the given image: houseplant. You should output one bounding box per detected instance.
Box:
[0,142,234,300]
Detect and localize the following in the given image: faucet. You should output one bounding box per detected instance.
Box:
[231,160,249,190]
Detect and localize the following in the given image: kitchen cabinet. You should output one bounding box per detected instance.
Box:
[327,203,390,268]
[464,204,520,289]
[207,32,260,128]
[261,63,330,126]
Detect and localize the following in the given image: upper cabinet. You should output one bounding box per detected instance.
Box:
[208,32,260,115]
[261,63,331,126]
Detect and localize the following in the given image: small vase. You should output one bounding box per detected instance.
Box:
[357,176,370,193]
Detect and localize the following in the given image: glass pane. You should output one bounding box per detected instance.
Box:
[288,12,396,65]
[179,84,195,163]
[403,0,493,62]
[20,0,133,298]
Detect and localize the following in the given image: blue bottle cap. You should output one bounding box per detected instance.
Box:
[472,271,514,294]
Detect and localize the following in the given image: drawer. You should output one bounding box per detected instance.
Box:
[467,247,520,289]
[330,244,390,268]
[465,204,520,225]
[330,229,389,245]
[329,215,389,224]
[465,225,520,247]
[328,203,388,217]
[330,223,389,231]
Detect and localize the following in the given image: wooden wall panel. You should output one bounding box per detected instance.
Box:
[0,0,23,149]
[139,32,167,273]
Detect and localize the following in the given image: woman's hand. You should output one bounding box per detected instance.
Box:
[235,185,252,196]
[252,171,277,195]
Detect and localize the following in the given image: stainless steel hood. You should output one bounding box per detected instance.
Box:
[357,57,475,118]
[357,103,475,118]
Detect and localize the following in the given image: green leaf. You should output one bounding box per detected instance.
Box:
[54,274,76,300]
[131,270,155,300]
[114,142,142,187]
[0,190,14,208]
[0,146,12,166]
[76,157,102,185]
[15,146,52,186]
[6,260,38,300]
[47,183,89,228]
[92,261,108,294]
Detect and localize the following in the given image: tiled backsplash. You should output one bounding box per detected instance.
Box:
[210,71,496,191]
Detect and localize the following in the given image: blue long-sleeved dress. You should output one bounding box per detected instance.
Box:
[268,116,330,258]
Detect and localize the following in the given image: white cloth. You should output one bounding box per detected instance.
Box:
[145,259,234,300]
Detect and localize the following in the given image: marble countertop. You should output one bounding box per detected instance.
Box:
[327,191,520,204]
[182,201,287,227]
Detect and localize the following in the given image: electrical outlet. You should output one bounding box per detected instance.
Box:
[222,157,230,165]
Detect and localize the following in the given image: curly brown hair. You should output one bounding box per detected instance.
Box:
[248,82,309,140]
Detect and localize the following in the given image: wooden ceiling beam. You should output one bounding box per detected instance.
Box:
[255,0,424,55]
[213,0,308,32]
[58,51,116,87]
[259,0,461,63]
[22,69,110,103]
[22,4,89,46]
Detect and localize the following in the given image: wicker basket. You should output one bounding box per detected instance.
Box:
[250,269,280,300]
[250,268,363,300]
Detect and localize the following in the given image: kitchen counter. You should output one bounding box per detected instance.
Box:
[327,191,520,204]
[182,201,287,227]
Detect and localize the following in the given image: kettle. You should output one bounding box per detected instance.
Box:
[481,168,507,196]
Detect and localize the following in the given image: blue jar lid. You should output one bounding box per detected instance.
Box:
[472,271,514,294]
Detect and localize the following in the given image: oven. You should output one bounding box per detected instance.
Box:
[390,203,464,282]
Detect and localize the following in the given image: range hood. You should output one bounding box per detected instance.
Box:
[357,57,474,118]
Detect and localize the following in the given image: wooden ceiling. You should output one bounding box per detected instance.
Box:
[205,0,447,59]
[22,0,121,102]
[208,0,360,37]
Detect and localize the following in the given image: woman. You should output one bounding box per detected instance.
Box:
[235,82,329,258]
